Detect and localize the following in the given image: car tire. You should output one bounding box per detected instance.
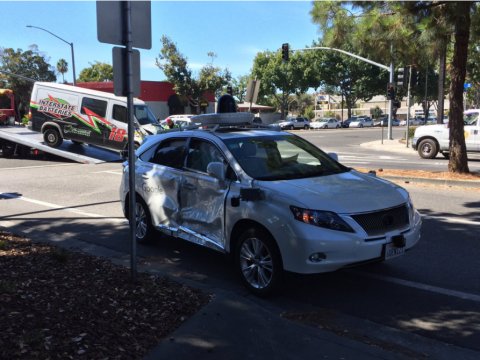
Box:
[418,138,439,159]
[133,196,155,244]
[289,125,294,130]
[43,128,63,148]
[359,124,363,128]
[304,125,309,130]
[336,125,340,128]
[235,227,283,297]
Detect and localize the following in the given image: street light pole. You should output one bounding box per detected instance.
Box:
[26,25,76,86]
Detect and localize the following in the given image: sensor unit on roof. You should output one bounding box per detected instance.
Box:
[191,112,255,126]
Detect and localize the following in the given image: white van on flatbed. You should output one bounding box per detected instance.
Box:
[28,82,162,154]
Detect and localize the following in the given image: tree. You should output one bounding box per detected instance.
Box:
[230,74,249,103]
[78,61,113,82]
[156,36,231,114]
[56,58,68,83]
[0,45,56,116]
[251,50,313,118]
[310,1,476,174]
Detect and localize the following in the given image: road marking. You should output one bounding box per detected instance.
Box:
[0,192,127,224]
[0,163,78,171]
[355,270,480,303]
[91,170,123,175]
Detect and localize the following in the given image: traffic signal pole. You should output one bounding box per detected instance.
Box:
[295,46,394,139]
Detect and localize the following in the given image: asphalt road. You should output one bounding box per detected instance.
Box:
[1,129,479,356]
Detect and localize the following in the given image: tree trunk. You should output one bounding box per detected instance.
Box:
[448,1,471,174]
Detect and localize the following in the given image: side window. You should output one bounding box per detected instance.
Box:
[112,105,127,123]
[140,138,187,169]
[186,139,224,173]
[81,97,107,117]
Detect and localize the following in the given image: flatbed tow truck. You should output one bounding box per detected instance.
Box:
[0,124,122,164]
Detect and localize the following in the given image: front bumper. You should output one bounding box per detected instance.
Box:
[279,209,422,274]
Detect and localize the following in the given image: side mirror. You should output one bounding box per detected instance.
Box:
[328,152,338,162]
[207,162,226,182]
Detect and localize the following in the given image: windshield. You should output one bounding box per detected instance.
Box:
[224,134,349,181]
[134,105,159,125]
[464,112,479,125]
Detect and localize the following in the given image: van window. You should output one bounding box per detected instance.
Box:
[81,97,107,117]
[112,105,127,123]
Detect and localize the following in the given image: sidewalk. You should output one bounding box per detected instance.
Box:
[360,138,416,155]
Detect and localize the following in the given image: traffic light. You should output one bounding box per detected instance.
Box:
[387,84,395,100]
[282,43,289,62]
[397,67,408,87]
[411,69,419,87]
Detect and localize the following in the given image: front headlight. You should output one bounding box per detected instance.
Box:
[290,206,354,232]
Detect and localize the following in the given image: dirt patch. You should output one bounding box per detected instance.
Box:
[0,232,211,360]
[356,167,480,182]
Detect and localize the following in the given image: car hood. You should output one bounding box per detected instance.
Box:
[141,123,163,135]
[258,170,406,214]
[415,124,447,135]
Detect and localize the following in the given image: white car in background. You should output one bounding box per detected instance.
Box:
[161,114,195,128]
[349,117,373,128]
[310,118,340,129]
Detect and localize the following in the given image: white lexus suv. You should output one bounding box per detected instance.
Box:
[120,112,422,296]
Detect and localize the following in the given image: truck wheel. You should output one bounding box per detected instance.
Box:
[418,139,438,159]
[235,227,283,297]
[43,128,63,148]
[1,141,16,158]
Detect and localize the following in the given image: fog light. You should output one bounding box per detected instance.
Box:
[309,252,326,262]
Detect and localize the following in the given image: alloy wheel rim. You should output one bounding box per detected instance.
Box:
[135,203,147,239]
[239,237,273,289]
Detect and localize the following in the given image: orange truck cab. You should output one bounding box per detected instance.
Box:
[0,89,18,125]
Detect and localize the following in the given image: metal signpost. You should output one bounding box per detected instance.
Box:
[97,0,151,282]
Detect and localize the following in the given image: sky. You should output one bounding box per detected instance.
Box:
[1,1,321,83]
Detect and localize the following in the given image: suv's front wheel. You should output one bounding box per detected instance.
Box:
[132,196,155,244]
[235,227,283,297]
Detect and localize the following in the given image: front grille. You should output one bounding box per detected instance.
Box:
[351,204,409,237]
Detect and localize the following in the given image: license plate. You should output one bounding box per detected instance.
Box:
[384,242,405,260]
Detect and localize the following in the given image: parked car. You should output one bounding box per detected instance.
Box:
[310,118,340,129]
[120,111,422,296]
[349,117,373,128]
[277,116,310,130]
[342,117,358,128]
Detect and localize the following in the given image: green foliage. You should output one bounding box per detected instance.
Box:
[156,36,231,113]
[303,105,315,120]
[78,61,113,82]
[251,49,315,117]
[56,58,68,83]
[230,75,249,103]
[370,106,383,119]
[0,46,56,113]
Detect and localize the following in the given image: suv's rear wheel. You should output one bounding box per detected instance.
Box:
[418,138,438,159]
[43,128,63,148]
[235,227,283,297]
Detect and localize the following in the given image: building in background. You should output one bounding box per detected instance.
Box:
[77,81,215,120]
